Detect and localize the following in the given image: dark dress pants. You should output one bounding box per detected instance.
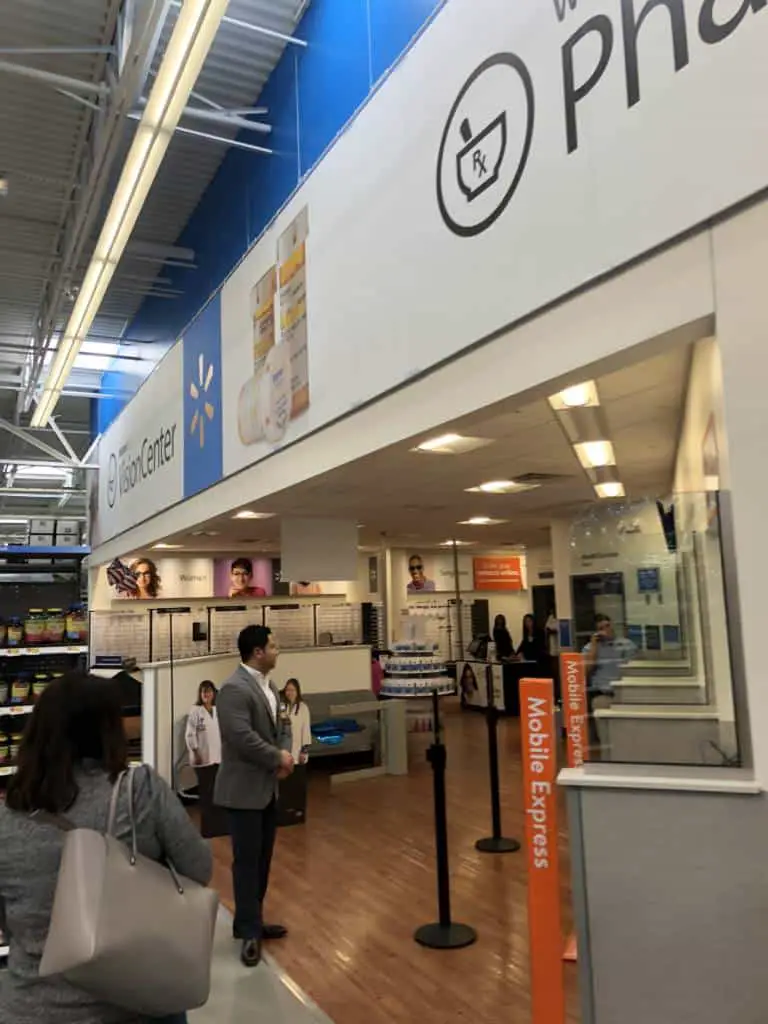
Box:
[228,799,278,941]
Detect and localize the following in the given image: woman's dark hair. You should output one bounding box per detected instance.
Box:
[231,557,253,575]
[281,678,302,710]
[130,557,161,598]
[494,614,507,630]
[523,613,535,634]
[6,672,128,814]
[196,679,218,705]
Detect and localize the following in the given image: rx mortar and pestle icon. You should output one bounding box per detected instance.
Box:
[456,113,508,202]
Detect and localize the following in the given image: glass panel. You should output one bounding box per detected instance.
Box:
[568,492,740,768]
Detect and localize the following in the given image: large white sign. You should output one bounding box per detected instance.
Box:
[93,346,183,546]
[219,0,768,474]
[95,0,768,545]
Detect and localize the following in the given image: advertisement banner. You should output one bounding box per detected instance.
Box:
[561,652,589,769]
[520,677,565,1023]
[473,556,523,591]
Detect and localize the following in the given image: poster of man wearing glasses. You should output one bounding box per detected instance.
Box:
[407,554,436,593]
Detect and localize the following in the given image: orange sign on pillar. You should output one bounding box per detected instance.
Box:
[520,678,565,1024]
[559,652,588,964]
[561,652,589,770]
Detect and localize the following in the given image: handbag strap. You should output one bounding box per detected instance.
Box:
[107,767,138,863]
[29,809,76,831]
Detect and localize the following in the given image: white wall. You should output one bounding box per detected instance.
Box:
[673,339,734,724]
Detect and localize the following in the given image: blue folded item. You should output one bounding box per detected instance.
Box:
[312,718,363,737]
[315,733,345,746]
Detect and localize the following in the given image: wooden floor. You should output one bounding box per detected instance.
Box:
[210,702,581,1024]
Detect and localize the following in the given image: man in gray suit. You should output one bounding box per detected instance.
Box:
[214,624,294,967]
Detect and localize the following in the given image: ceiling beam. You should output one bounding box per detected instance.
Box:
[0,58,110,96]
[168,1,309,47]
[0,418,76,465]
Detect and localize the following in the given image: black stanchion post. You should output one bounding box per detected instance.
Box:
[475,664,521,854]
[414,689,477,950]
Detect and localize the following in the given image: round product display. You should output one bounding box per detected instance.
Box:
[261,342,291,443]
[381,643,455,698]
[237,370,266,445]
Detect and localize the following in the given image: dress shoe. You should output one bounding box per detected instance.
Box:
[241,938,262,968]
[262,923,288,940]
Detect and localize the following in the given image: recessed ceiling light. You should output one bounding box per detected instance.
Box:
[549,380,599,410]
[440,539,476,547]
[413,434,492,455]
[152,542,183,550]
[0,175,8,198]
[595,482,626,499]
[190,529,220,537]
[573,440,616,469]
[466,480,531,495]
[233,510,275,520]
[459,516,509,526]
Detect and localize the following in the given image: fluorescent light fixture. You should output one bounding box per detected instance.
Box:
[0,518,27,525]
[595,481,626,499]
[459,516,509,526]
[439,539,476,547]
[30,0,230,427]
[152,542,183,550]
[548,380,599,410]
[0,175,8,197]
[465,480,538,495]
[573,440,616,469]
[413,434,492,455]
[14,465,72,482]
[233,510,275,520]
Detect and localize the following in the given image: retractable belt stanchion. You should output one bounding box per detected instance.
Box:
[414,688,477,950]
[476,663,521,854]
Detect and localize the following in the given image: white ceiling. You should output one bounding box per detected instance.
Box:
[143,344,692,558]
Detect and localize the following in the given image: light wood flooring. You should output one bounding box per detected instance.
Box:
[210,702,581,1024]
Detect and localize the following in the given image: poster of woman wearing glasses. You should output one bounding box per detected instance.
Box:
[407,554,436,593]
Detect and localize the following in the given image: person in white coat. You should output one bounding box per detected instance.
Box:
[185,680,225,838]
[280,679,311,763]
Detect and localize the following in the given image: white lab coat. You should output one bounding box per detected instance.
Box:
[185,705,222,767]
[286,702,312,762]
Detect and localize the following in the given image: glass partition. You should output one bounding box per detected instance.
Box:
[568,493,741,768]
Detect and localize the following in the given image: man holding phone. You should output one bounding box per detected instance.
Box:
[215,625,294,967]
[583,614,636,754]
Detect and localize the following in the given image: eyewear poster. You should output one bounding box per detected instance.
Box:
[278,206,310,419]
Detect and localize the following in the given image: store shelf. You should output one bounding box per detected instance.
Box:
[1,645,88,658]
[0,705,33,717]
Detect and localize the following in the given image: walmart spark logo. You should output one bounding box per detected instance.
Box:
[189,353,216,449]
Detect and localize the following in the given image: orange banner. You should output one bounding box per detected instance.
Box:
[560,652,589,769]
[472,555,523,591]
[520,678,565,1024]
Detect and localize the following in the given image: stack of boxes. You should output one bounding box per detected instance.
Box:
[27,519,82,548]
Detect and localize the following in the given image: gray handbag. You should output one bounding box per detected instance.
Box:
[35,767,218,1016]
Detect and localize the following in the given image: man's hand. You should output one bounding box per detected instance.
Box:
[277,750,295,779]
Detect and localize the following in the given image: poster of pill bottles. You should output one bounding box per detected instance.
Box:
[236,206,310,449]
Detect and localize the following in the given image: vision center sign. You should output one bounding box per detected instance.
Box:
[106,424,177,509]
[437,0,766,236]
[93,346,184,547]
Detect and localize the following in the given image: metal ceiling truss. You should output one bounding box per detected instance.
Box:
[1,0,173,415]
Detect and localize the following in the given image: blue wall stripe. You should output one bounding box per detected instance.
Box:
[99,0,446,433]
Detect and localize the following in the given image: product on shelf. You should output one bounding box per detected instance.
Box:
[9,732,22,763]
[32,673,49,701]
[46,609,65,645]
[0,620,5,647]
[381,643,456,698]
[23,610,46,646]
[0,736,9,765]
[6,618,22,648]
[65,604,88,643]
[10,674,30,705]
[0,680,7,706]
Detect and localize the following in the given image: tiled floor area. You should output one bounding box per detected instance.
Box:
[192,911,334,1024]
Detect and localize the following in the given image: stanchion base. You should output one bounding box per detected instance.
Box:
[475,836,521,854]
[414,922,477,949]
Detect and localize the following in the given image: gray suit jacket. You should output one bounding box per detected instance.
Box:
[214,664,292,811]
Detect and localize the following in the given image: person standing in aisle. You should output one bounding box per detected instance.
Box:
[214,625,294,967]
[185,680,227,839]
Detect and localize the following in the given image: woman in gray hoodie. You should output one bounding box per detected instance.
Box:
[0,672,213,1024]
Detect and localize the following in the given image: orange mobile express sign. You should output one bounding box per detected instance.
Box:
[520,677,565,1024]
[561,652,589,769]
[472,556,523,591]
